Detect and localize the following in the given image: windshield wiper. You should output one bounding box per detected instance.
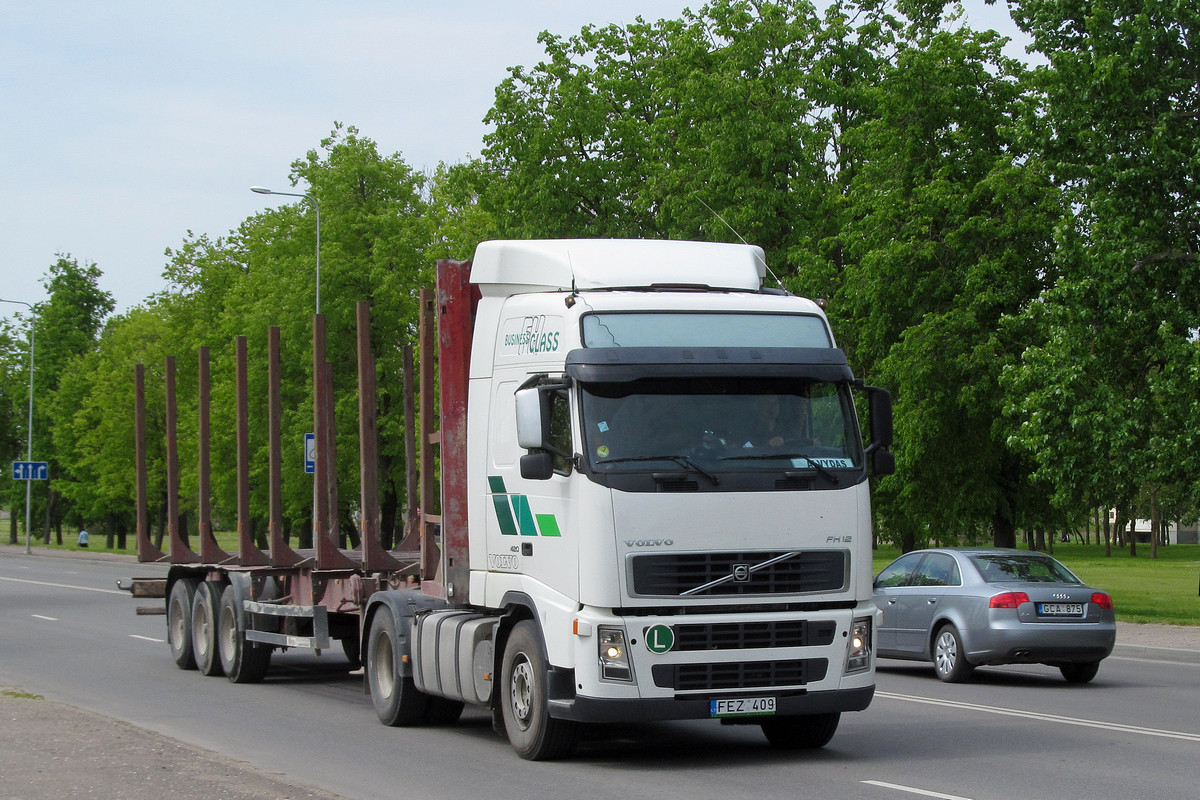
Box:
[599,454,720,485]
[722,452,840,485]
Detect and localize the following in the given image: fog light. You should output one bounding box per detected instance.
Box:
[598,626,632,681]
[846,617,872,674]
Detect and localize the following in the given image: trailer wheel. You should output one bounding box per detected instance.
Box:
[500,620,577,760]
[191,581,224,677]
[760,712,840,750]
[217,584,271,684]
[167,578,198,670]
[367,610,429,726]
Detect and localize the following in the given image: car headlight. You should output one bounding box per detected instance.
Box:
[846,617,872,674]
[598,626,633,681]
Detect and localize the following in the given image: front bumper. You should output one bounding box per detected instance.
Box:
[551,685,875,723]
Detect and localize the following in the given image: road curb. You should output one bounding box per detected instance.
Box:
[1112,643,1200,665]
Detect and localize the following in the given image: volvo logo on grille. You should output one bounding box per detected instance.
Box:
[732,564,752,582]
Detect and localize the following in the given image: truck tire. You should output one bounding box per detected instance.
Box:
[191,581,225,677]
[167,578,198,670]
[500,620,577,760]
[367,610,429,726]
[760,712,840,749]
[217,584,271,684]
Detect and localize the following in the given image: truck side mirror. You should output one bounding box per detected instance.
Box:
[515,387,547,450]
[868,388,893,449]
[860,385,895,476]
[520,452,555,480]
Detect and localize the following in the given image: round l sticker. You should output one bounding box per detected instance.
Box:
[645,624,675,654]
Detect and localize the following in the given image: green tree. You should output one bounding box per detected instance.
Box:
[33,256,115,543]
[1003,0,1200,556]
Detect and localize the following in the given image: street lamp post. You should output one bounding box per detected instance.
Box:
[1,298,35,555]
[250,186,321,313]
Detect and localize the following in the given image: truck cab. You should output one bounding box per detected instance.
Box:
[385,240,893,757]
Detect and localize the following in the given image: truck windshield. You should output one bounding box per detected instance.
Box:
[579,376,863,488]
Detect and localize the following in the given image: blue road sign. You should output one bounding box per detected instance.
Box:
[304,433,315,474]
[12,461,49,480]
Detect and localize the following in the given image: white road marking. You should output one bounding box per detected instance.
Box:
[130,634,164,643]
[862,780,973,800]
[0,575,126,595]
[877,691,1200,742]
[31,614,58,621]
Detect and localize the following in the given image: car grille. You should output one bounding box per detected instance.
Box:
[672,620,837,651]
[651,658,829,690]
[630,550,847,597]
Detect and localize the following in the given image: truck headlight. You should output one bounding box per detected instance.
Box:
[598,626,632,681]
[846,617,872,674]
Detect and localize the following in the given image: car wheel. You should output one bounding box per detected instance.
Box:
[1060,661,1100,683]
[932,623,974,683]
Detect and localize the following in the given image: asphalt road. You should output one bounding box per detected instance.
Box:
[2,549,1199,800]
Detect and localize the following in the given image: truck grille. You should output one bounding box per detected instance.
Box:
[651,658,829,691]
[630,550,847,597]
[672,620,837,651]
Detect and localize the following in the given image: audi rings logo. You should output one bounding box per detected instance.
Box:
[1052,592,1070,600]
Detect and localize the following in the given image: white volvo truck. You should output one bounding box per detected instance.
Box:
[131,238,894,761]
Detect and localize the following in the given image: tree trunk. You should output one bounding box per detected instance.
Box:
[1150,494,1160,560]
[42,486,58,544]
[8,509,16,545]
[1128,518,1137,557]
[993,510,1017,549]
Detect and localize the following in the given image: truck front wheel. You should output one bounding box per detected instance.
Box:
[367,610,429,726]
[500,620,577,760]
[760,712,840,749]
[167,578,198,670]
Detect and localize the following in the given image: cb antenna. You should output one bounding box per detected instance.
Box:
[694,194,784,290]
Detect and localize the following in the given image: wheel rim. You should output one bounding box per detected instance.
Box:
[193,602,211,659]
[169,596,186,650]
[510,654,534,730]
[373,630,395,699]
[219,604,237,661]
[934,630,957,676]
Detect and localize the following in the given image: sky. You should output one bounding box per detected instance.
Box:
[1,1,1030,322]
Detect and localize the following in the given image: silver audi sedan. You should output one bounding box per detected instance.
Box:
[872,548,1116,683]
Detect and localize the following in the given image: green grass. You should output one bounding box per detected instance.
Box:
[873,543,1200,626]
[14,527,1200,626]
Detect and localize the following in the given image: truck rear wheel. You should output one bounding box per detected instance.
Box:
[500,620,577,760]
[217,584,271,683]
[367,610,429,726]
[760,712,840,749]
[191,581,224,677]
[167,578,198,670]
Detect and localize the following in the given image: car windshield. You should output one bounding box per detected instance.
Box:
[579,376,862,474]
[969,554,1081,584]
